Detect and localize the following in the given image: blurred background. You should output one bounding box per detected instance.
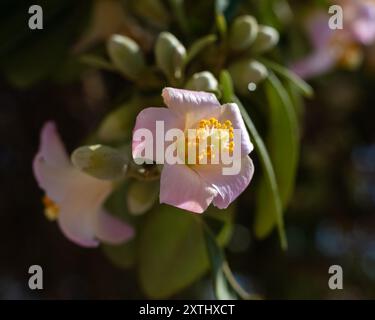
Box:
[0,0,375,299]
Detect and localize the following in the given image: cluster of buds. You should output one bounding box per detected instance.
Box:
[227,15,279,94]
[103,14,279,97]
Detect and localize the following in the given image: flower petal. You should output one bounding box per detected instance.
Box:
[306,12,333,49]
[39,121,70,167]
[290,48,338,79]
[160,164,217,213]
[33,153,73,202]
[195,156,254,209]
[57,174,113,247]
[351,2,375,45]
[132,107,183,162]
[162,87,221,127]
[95,209,135,244]
[351,20,375,45]
[219,103,253,156]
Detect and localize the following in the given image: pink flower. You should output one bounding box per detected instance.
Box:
[33,122,134,247]
[344,0,375,44]
[291,0,375,79]
[132,88,254,214]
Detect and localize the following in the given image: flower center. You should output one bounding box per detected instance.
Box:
[183,117,234,164]
[329,34,362,68]
[42,195,59,221]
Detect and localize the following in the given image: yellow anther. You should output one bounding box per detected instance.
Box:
[184,117,235,164]
[42,195,59,221]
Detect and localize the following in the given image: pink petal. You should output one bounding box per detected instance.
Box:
[162,87,221,127]
[95,209,135,244]
[351,20,375,45]
[306,12,333,49]
[57,174,113,247]
[290,48,338,79]
[195,156,254,209]
[219,103,253,156]
[160,164,217,213]
[38,121,70,167]
[33,153,73,202]
[132,107,183,162]
[33,122,73,201]
[351,2,375,45]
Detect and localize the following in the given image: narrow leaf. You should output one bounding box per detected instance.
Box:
[185,34,217,65]
[80,54,116,72]
[219,70,287,249]
[254,72,299,240]
[259,58,313,98]
[266,73,299,207]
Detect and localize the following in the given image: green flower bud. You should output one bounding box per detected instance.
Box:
[228,59,268,94]
[185,71,219,93]
[127,180,159,215]
[252,25,279,53]
[229,15,258,51]
[107,34,145,80]
[71,145,128,180]
[155,32,186,80]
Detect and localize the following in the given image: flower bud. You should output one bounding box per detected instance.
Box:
[229,15,258,51]
[107,34,145,80]
[71,145,128,180]
[185,71,219,93]
[252,25,279,53]
[155,32,186,79]
[127,180,159,215]
[228,59,268,94]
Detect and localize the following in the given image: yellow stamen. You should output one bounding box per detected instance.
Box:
[184,117,235,164]
[42,195,59,221]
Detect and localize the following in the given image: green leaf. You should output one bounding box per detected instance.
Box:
[219,69,235,103]
[71,145,128,180]
[203,226,237,300]
[102,183,137,269]
[254,73,299,240]
[219,70,287,249]
[185,34,217,65]
[127,180,159,215]
[139,205,208,298]
[267,75,299,198]
[259,58,314,98]
[139,205,233,298]
[80,54,116,72]
[97,99,141,143]
[102,239,136,269]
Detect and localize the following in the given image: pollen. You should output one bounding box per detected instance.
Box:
[185,117,235,164]
[42,195,59,221]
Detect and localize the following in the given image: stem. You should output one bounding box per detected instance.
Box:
[222,262,261,300]
[201,218,256,300]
